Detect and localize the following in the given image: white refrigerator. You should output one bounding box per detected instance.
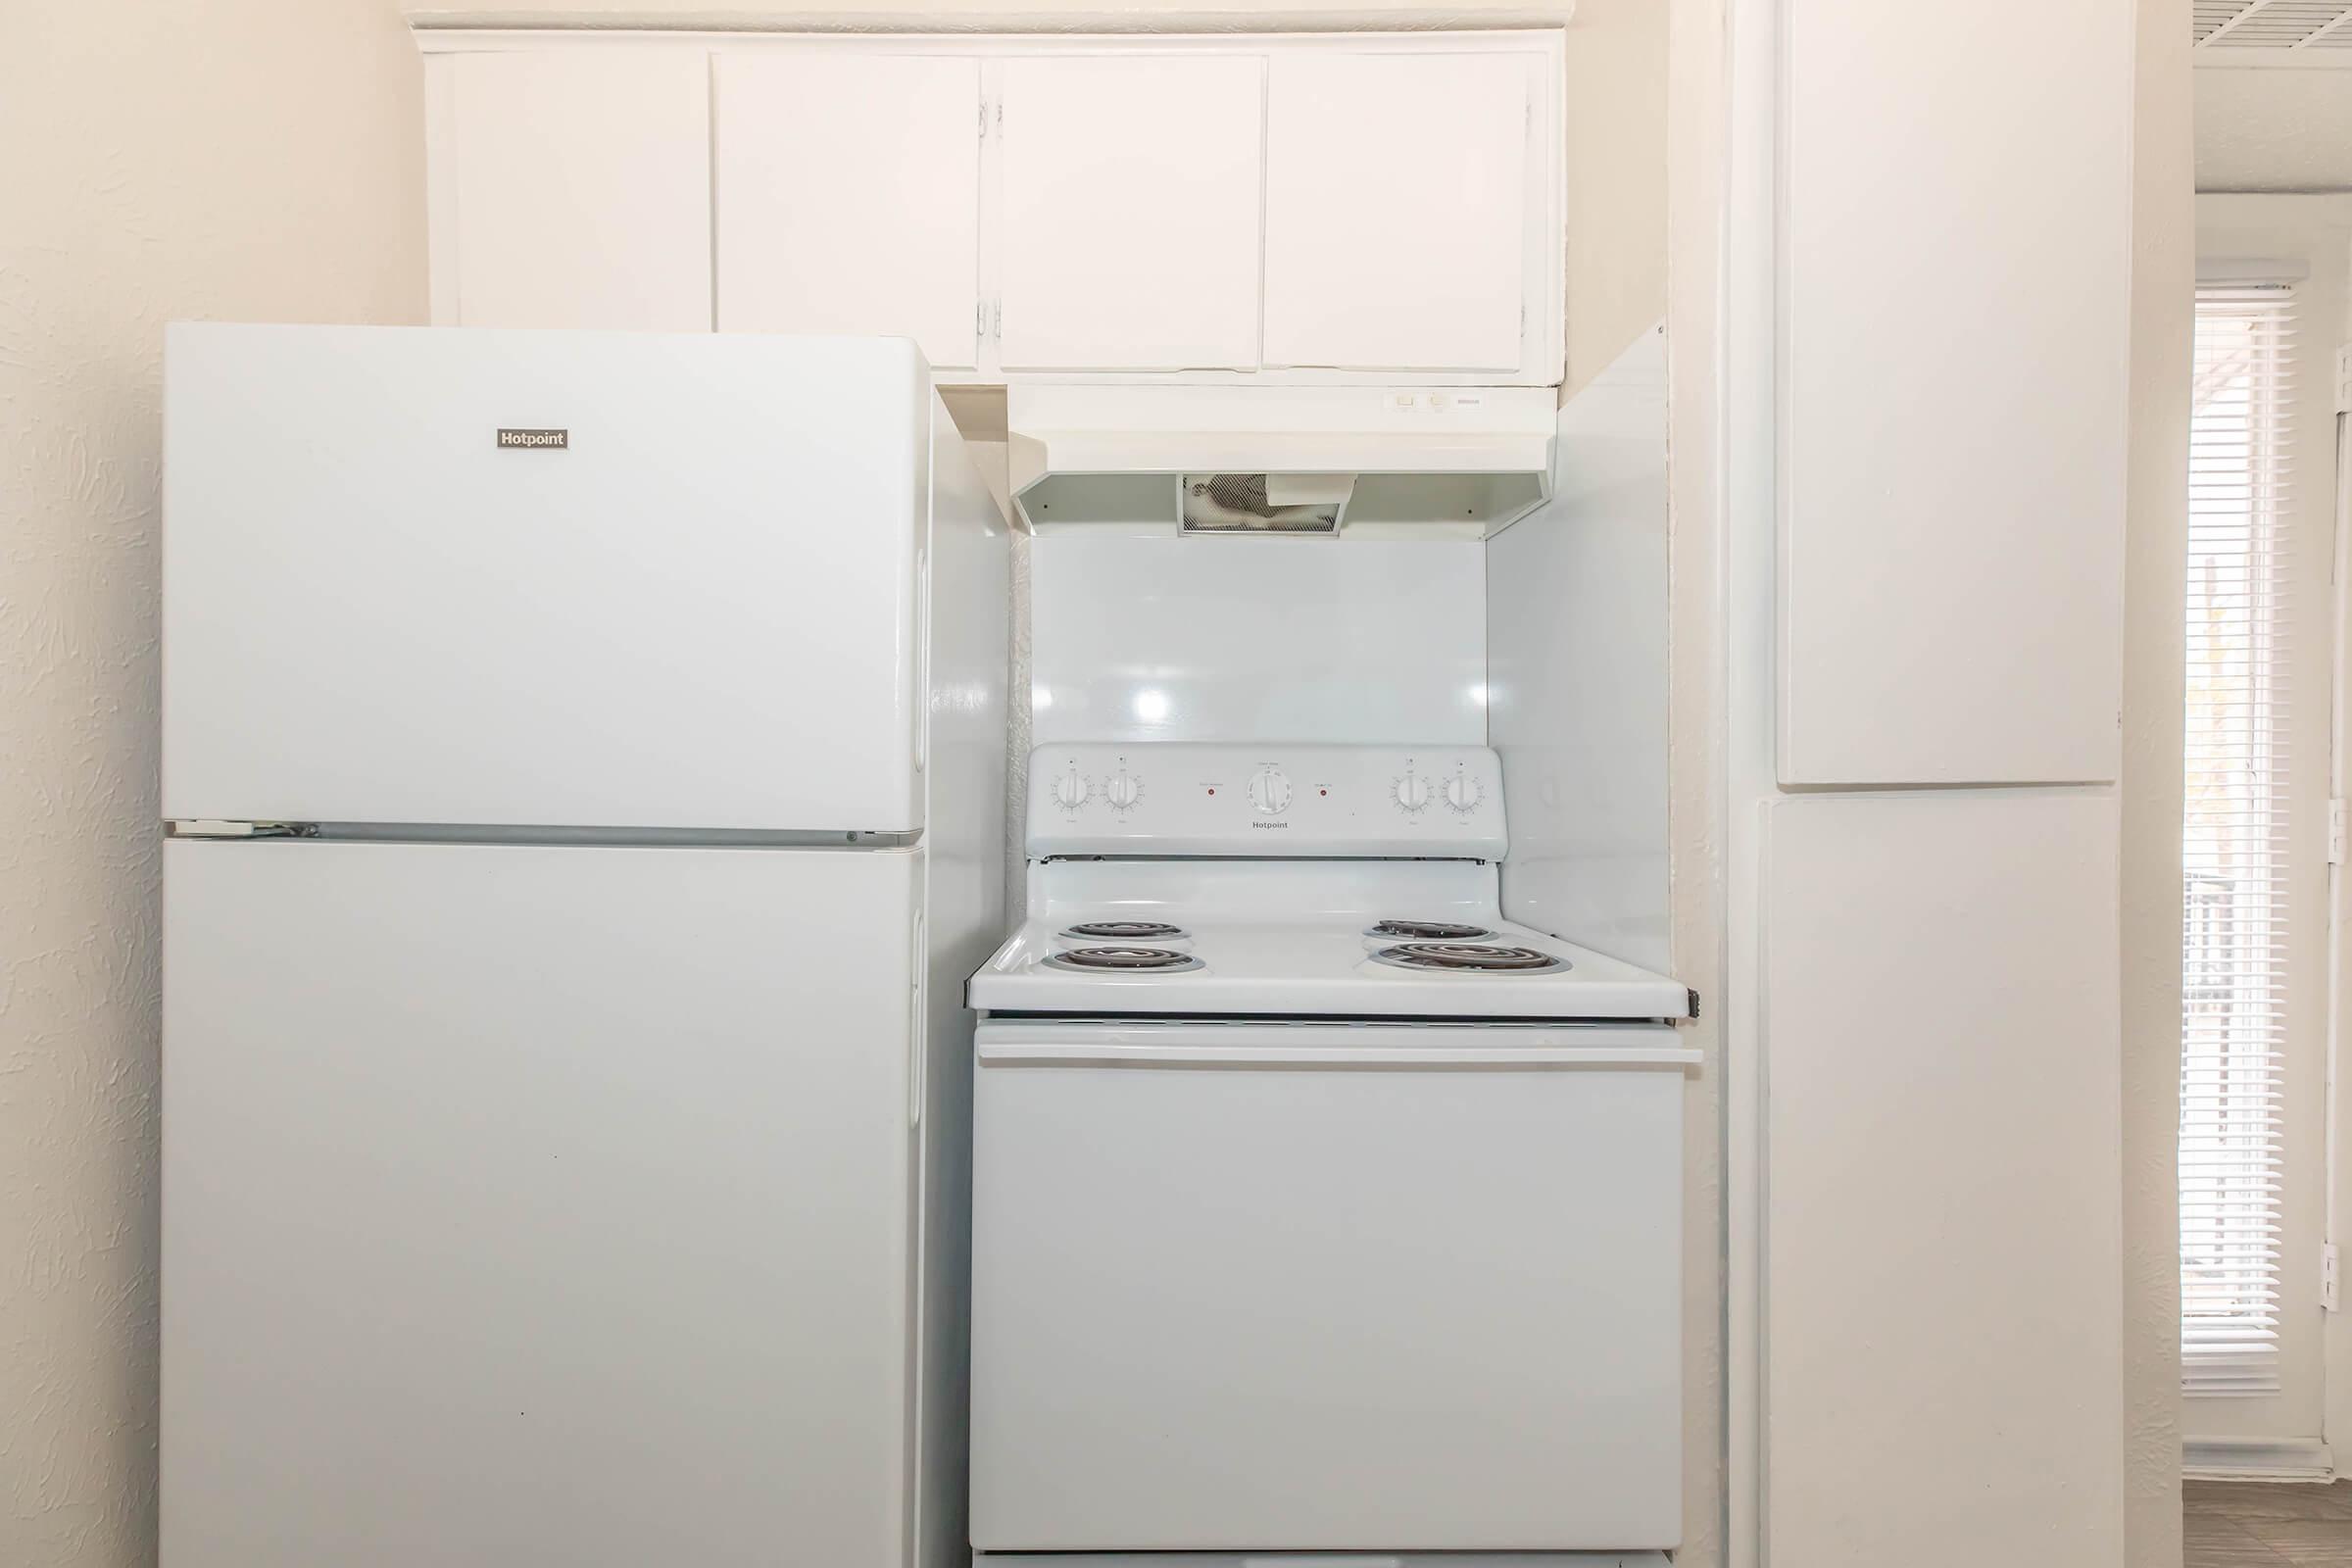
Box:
[158,324,1008,1568]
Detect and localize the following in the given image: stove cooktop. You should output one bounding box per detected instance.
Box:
[982,744,1689,1021]
[972,912,1690,1021]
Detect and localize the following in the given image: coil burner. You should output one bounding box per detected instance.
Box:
[1042,946,1204,974]
[1369,943,1567,974]
[1365,919,1494,942]
[1059,921,1190,943]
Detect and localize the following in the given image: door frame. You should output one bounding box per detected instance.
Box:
[2183,192,2352,1476]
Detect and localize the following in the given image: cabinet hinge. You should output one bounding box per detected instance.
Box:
[2336,343,2351,415]
[2330,799,2347,864]
[978,96,989,139]
[2326,1243,2340,1312]
[996,100,1004,131]
[991,299,1002,339]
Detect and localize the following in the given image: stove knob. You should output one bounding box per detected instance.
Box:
[1395,774,1432,812]
[1054,766,1089,809]
[1105,771,1140,809]
[1445,773,1483,813]
[1248,766,1293,815]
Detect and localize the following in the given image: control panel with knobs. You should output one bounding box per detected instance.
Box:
[1248,766,1294,815]
[1025,745,1506,859]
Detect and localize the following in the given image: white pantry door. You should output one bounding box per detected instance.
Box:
[1775,0,2131,786]
[714,51,984,372]
[161,839,921,1568]
[1761,792,2124,1566]
[996,54,1264,371]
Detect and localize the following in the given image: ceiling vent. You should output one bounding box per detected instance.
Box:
[2195,0,2352,53]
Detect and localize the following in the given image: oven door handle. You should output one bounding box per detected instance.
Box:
[976,1041,1701,1069]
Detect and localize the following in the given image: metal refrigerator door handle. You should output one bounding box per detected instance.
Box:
[975,1041,1702,1069]
[911,550,930,776]
[907,909,926,1128]
[167,820,317,840]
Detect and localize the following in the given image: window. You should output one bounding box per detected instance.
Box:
[2180,283,2299,1396]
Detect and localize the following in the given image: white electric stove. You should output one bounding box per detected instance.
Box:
[967,744,1692,1568]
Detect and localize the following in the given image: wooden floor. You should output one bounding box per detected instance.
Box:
[2188,1480,2352,1566]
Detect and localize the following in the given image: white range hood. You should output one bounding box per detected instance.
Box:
[1005,383,1557,537]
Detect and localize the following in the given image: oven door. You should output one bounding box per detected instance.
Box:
[968,1020,1694,1554]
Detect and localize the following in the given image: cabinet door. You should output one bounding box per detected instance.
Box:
[448,48,711,331]
[1761,792,2123,1566]
[714,52,983,373]
[998,55,1263,372]
[1777,0,2131,784]
[1263,52,1530,373]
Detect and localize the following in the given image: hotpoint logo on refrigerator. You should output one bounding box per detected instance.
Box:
[496,428,568,450]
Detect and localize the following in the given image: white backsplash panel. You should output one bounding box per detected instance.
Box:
[1030,532,1487,745]
[1490,327,1670,971]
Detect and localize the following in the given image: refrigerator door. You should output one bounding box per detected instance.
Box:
[162,839,922,1568]
[164,324,929,833]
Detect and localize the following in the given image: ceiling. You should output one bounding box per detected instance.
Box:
[2195,0,2352,56]
[2195,1,2352,189]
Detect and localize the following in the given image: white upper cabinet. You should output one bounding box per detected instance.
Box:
[1776,0,2132,785]
[439,48,711,331]
[1263,53,1532,373]
[423,30,1565,386]
[713,52,983,372]
[996,55,1264,372]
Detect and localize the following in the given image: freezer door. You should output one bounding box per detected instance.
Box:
[162,840,922,1568]
[163,324,928,832]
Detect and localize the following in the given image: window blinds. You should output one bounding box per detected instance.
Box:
[2180,284,2299,1396]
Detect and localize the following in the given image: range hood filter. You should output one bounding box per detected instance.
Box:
[1179,472,1353,535]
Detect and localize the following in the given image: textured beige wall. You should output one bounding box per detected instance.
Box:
[1559,0,1666,396]
[0,6,426,1563]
